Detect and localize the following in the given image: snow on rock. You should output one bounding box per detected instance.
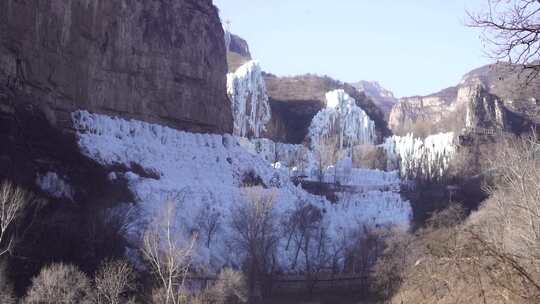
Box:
[383,132,456,179]
[226,61,271,138]
[36,172,74,200]
[237,137,315,177]
[309,90,376,151]
[302,156,401,192]
[72,110,411,272]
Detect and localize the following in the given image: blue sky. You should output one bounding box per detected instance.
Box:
[213,0,491,97]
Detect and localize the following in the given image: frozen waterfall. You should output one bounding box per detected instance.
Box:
[383,132,456,180]
[226,61,271,138]
[309,89,376,151]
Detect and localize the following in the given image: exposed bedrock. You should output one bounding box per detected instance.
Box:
[0,0,232,135]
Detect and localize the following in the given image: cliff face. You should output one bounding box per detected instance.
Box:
[226,33,252,72]
[0,0,232,134]
[463,84,513,131]
[388,86,459,134]
[0,0,231,201]
[388,63,540,136]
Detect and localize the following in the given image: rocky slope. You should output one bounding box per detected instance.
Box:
[352,81,398,119]
[0,0,231,200]
[226,32,252,72]
[388,63,540,136]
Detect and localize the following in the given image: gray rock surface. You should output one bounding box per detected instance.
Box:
[388,63,540,136]
[0,0,231,202]
[0,0,232,134]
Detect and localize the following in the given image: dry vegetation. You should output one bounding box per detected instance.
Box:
[373,135,540,304]
[352,145,387,170]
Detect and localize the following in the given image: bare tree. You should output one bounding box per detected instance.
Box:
[315,137,339,183]
[142,201,197,304]
[94,259,136,304]
[468,0,540,80]
[230,187,279,301]
[195,197,221,249]
[283,200,331,296]
[0,181,31,256]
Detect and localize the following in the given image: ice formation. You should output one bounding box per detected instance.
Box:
[383,132,456,179]
[36,172,74,200]
[72,110,411,272]
[226,61,271,138]
[309,90,376,151]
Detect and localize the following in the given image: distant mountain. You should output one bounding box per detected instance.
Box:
[352,81,398,119]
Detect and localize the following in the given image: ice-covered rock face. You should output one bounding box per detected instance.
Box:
[309,89,376,151]
[226,61,271,138]
[383,132,456,180]
[72,110,411,273]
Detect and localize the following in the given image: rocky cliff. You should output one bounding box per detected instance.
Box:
[226,33,252,72]
[0,0,232,134]
[388,63,540,136]
[0,0,231,200]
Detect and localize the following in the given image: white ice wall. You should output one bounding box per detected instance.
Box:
[309,89,376,151]
[72,111,411,273]
[383,132,456,179]
[226,61,271,138]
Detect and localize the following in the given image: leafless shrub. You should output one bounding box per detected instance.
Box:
[0,181,31,256]
[467,134,540,302]
[94,259,136,304]
[370,228,415,301]
[352,144,387,170]
[142,200,196,304]
[230,187,279,301]
[341,225,388,293]
[0,261,16,304]
[24,263,94,304]
[210,269,248,304]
